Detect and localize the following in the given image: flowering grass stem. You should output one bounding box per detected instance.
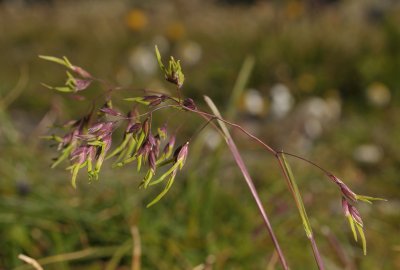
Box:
[204,96,290,270]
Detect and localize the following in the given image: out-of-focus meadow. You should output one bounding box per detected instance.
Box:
[1,0,399,269]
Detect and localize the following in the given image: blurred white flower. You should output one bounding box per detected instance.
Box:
[129,46,157,76]
[203,129,221,150]
[353,144,383,164]
[270,83,294,118]
[302,97,341,137]
[243,88,265,116]
[181,41,202,66]
[304,118,322,139]
[291,96,342,152]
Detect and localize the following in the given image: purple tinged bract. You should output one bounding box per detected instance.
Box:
[329,175,357,202]
[183,98,197,110]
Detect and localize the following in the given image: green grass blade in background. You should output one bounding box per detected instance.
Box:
[226,55,255,120]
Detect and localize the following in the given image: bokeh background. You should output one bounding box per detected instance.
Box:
[1,0,399,269]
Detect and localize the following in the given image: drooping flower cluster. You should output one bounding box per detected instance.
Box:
[328,174,385,255]
[46,103,116,188]
[41,54,192,206]
[46,99,189,202]
[39,55,92,93]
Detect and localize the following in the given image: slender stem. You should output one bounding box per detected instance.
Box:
[126,104,180,120]
[203,97,289,270]
[139,97,331,181]
[163,96,276,155]
[189,108,277,155]
[310,235,325,270]
[185,107,330,182]
[187,117,216,143]
[131,226,141,270]
[276,156,325,270]
[277,151,331,176]
[226,136,289,270]
[176,86,182,104]
[126,93,331,181]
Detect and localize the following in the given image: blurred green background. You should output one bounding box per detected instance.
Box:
[1,0,399,269]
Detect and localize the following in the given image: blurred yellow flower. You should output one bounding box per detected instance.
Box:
[166,22,185,41]
[366,82,391,107]
[126,9,148,31]
[284,1,304,20]
[297,73,316,93]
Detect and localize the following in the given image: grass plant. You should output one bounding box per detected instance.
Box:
[36,47,385,269]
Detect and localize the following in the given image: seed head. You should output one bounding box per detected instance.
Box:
[154,134,161,157]
[342,197,350,216]
[349,204,363,226]
[127,123,142,134]
[158,124,168,140]
[72,65,92,79]
[329,175,357,202]
[342,197,363,227]
[183,98,197,110]
[162,135,176,159]
[100,107,122,117]
[71,145,90,165]
[74,79,92,91]
[174,142,189,168]
[142,118,150,137]
[87,121,114,140]
[148,151,157,173]
[143,95,167,107]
